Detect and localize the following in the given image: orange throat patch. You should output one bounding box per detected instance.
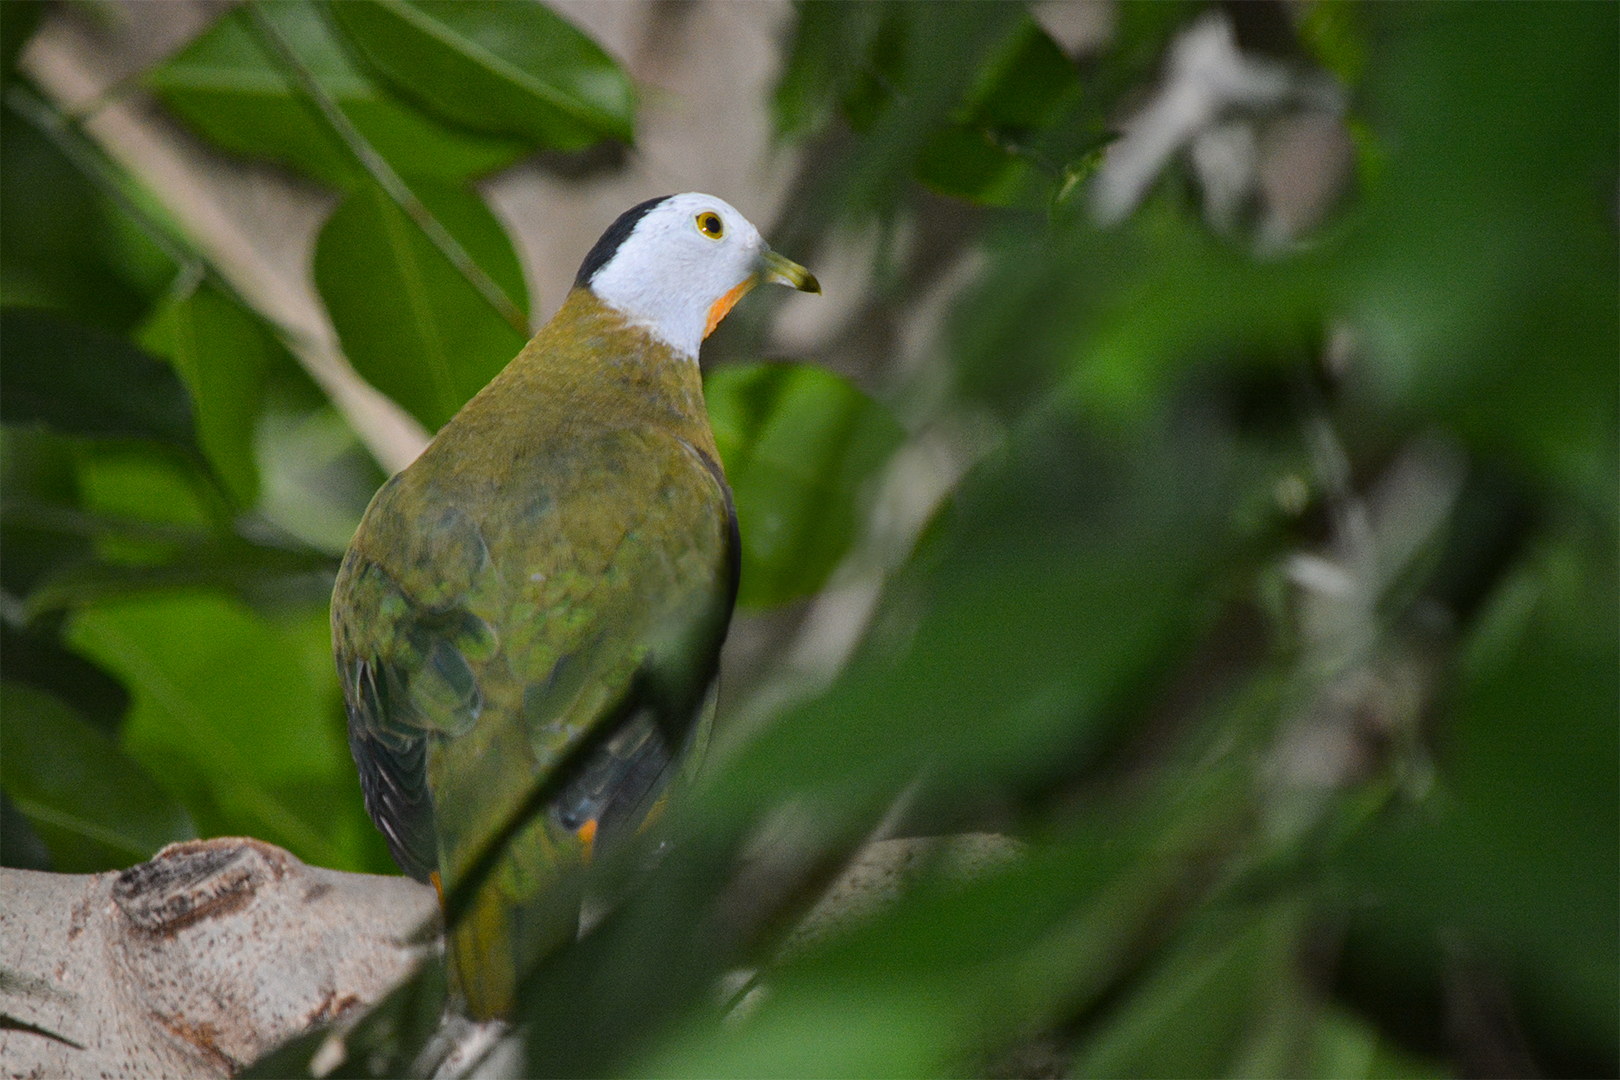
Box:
[705,278,756,339]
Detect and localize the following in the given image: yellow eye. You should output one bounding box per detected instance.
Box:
[695,211,724,239]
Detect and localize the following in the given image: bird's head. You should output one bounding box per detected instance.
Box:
[576,193,819,359]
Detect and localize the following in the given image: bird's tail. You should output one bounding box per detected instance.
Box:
[447,816,586,1021]
[443,698,712,1019]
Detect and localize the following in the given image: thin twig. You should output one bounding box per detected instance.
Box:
[245,2,530,336]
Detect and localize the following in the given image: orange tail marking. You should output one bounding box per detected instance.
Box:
[577,818,598,866]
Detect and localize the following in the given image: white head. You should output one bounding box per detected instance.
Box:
[578,193,819,359]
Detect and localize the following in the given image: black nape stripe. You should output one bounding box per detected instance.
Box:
[574,195,674,288]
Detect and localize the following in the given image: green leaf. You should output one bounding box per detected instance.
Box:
[67,591,387,873]
[0,308,197,448]
[329,0,635,150]
[651,834,1140,1076]
[915,126,1039,208]
[704,362,905,608]
[778,1,1028,225]
[253,400,385,555]
[1,85,173,331]
[642,987,945,1078]
[959,18,1083,132]
[74,441,215,532]
[21,533,337,620]
[314,179,529,432]
[1297,0,1371,87]
[947,207,1327,424]
[774,5,1094,216]
[717,522,1206,814]
[1071,903,1309,1079]
[1345,2,1618,507]
[0,681,194,872]
[1,426,91,600]
[2,440,334,617]
[711,404,1232,818]
[773,1,888,143]
[1307,1008,1449,1080]
[1,791,54,870]
[1338,529,1619,1068]
[145,2,532,189]
[0,1,43,86]
[139,283,283,507]
[914,18,1086,207]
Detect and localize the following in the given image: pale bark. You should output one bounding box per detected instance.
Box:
[0,834,1020,1079]
[1,837,436,1079]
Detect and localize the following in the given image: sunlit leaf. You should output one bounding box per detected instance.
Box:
[329,0,635,150]
[314,179,528,432]
[146,2,532,188]
[0,681,194,872]
[67,592,389,873]
[139,282,285,507]
[705,362,905,608]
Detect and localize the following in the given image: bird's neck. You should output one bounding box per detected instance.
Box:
[439,288,720,464]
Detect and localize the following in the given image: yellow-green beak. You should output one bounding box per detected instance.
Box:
[759,247,820,294]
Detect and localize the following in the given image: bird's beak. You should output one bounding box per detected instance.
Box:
[758,247,820,294]
[705,247,820,339]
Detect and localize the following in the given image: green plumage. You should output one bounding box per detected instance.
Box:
[332,288,737,1019]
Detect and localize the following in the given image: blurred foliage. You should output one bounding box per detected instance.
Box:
[706,362,905,607]
[3,1,1615,1078]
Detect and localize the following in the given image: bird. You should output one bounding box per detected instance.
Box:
[331,193,818,1020]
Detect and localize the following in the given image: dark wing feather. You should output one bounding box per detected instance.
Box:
[346,672,437,883]
[550,707,671,840]
[332,481,497,882]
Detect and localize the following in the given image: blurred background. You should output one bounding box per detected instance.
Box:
[1,2,1614,1076]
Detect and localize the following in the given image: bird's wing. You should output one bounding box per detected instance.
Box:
[332,428,735,892]
[332,469,498,883]
[342,650,438,883]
